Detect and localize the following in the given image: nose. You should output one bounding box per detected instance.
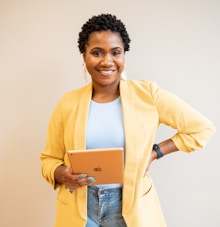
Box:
[101,54,113,66]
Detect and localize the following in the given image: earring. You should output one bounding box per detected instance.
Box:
[120,65,127,80]
[82,62,89,83]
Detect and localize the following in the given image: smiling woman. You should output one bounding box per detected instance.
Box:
[40,14,215,227]
[83,30,125,102]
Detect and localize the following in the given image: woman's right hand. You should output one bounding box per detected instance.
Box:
[54,165,96,191]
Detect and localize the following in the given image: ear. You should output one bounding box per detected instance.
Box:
[82,53,86,61]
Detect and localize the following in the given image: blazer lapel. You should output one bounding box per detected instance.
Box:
[120,80,140,213]
[73,83,92,219]
[73,83,92,149]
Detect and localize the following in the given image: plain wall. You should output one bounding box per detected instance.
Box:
[0,0,219,226]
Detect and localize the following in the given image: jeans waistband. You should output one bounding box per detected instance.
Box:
[88,186,122,196]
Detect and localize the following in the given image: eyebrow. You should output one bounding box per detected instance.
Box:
[90,47,123,51]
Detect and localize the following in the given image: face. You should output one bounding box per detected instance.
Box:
[83,30,125,87]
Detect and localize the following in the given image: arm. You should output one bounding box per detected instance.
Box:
[153,83,215,152]
[40,98,95,190]
[147,139,178,170]
[40,99,66,188]
[146,82,215,170]
[153,139,178,159]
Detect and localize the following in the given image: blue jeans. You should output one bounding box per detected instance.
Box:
[86,186,127,227]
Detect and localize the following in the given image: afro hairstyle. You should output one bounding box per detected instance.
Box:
[78,14,131,53]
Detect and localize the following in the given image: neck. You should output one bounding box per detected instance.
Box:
[92,83,120,103]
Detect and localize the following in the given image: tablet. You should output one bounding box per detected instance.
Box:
[67,147,124,185]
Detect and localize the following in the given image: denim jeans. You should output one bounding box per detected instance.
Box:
[86,186,127,227]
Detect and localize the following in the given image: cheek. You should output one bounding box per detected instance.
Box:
[84,60,95,71]
[118,55,125,65]
[84,57,98,67]
[118,59,125,70]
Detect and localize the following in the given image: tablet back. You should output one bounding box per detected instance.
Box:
[67,147,124,185]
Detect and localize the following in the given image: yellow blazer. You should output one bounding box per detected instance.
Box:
[40,80,215,227]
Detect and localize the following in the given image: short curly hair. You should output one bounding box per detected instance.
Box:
[78,14,131,53]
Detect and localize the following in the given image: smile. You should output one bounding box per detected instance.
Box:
[98,70,116,76]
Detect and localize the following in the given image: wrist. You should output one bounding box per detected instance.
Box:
[54,165,66,184]
[153,144,164,159]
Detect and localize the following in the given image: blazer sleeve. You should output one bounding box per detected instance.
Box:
[151,82,216,152]
[40,98,66,189]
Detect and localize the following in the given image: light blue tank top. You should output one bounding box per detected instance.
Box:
[86,97,125,188]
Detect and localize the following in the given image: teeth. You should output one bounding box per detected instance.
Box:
[100,70,114,75]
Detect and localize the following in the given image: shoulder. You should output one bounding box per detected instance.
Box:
[53,83,92,113]
[121,79,160,94]
[60,83,92,102]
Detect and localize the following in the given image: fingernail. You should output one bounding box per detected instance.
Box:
[82,174,87,178]
[89,177,96,183]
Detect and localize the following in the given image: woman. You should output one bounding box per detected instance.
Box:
[40,14,215,227]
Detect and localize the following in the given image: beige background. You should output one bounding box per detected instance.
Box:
[0,0,219,226]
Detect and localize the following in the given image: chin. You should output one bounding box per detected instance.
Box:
[97,78,119,86]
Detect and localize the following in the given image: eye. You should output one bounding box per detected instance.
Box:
[112,49,122,56]
[92,50,103,57]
